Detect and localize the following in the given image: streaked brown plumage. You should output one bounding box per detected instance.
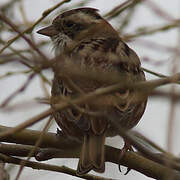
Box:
[37,8,147,175]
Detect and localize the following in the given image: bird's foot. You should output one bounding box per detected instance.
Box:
[118,141,134,175]
[56,128,66,137]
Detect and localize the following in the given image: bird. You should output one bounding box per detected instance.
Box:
[37,7,147,175]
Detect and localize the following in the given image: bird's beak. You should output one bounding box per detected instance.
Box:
[37,25,58,37]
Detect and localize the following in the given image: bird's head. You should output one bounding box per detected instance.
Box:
[37,8,118,54]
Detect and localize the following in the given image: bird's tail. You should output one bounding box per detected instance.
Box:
[77,132,105,175]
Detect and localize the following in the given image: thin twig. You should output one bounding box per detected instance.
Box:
[15,116,53,180]
[122,21,180,41]
[0,73,179,139]
[150,90,180,101]
[0,73,36,107]
[142,67,168,78]
[166,27,180,152]
[144,0,175,21]
[0,0,71,54]
[105,0,142,20]
[0,70,32,80]
[0,13,48,61]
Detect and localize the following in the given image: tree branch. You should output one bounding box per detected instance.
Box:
[1,126,180,179]
[0,153,109,180]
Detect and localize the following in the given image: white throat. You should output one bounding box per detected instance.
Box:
[52,32,72,56]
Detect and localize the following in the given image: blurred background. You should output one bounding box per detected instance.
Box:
[0,0,180,179]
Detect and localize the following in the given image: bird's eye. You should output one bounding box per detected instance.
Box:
[64,21,74,28]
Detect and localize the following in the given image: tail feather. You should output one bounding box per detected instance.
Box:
[77,132,105,175]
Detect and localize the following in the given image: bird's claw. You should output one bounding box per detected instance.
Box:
[124,167,131,175]
[118,141,134,175]
[56,128,66,137]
